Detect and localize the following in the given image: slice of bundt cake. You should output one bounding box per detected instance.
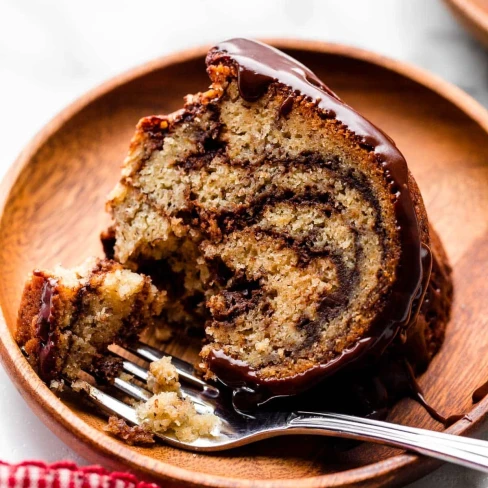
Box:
[16,257,166,382]
[105,39,451,402]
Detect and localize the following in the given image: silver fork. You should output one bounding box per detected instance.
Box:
[74,341,488,473]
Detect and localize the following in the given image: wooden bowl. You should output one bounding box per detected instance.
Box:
[444,0,488,47]
[1,39,488,488]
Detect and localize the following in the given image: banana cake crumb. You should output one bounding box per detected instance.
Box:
[147,356,180,393]
[136,357,220,442]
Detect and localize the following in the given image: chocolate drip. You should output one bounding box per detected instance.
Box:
[205,39,430,399]
[400,360,462,427]
[226,355,461,428]
[473,380,488,403]
[35,276,58,381]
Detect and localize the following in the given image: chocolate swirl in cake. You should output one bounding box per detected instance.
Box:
[105,38,452,416]
[202,39,428,398]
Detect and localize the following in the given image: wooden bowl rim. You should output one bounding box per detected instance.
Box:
[444,0,488,38]
[1,38,488,488]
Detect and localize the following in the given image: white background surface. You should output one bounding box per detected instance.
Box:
[1,0,488,486]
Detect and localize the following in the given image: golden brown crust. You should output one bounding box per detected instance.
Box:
[15,273,46,365]
[407,172,431,247]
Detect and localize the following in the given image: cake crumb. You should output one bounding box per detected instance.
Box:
[105,416,155,446]
[136,391,219,442]
[153,322,173,342]
[49,379,65,392]
[71,379,90,393]
[137,356,220,442]
[147,356,180,393]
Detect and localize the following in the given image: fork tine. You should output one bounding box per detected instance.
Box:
[122,342,220,397]
[112,374,216,416]
[69,378,228,450]
[113,376,152,402]
[72,380,140,425]
[131,341,195,375]
[121,359,148,382]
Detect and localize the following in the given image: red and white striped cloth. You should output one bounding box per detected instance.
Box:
[0,461,160,488]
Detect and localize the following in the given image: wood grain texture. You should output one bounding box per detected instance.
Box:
[1,40,488,488]
[444,0,488,47]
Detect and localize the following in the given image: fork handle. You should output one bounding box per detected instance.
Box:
[288,412,488,473]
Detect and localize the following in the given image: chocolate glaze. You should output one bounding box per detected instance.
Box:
[227,353,460,428]
[279,95,295,117]
[205,39,429,399]
[401,359,462,427]
[473,380,488,404]
[35,276,58,381]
